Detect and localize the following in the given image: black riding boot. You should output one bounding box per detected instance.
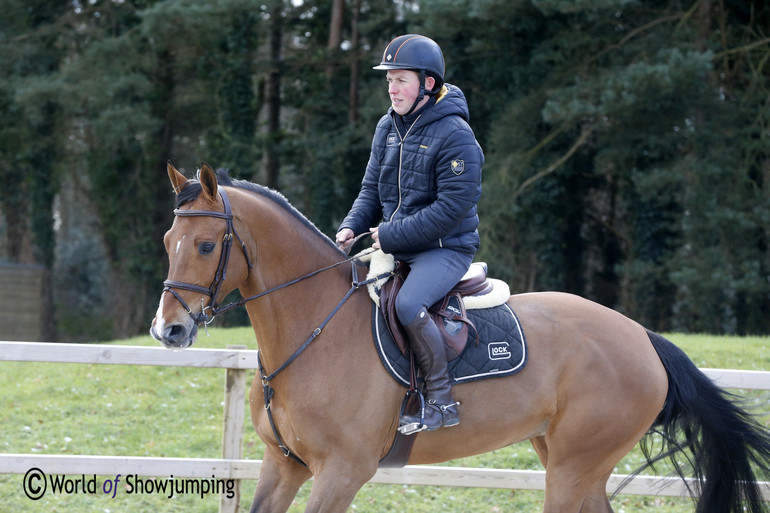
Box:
[399,307,459,434]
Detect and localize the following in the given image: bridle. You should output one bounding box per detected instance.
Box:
[162,187,253,325]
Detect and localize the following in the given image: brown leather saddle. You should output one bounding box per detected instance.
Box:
[379,261,493,361]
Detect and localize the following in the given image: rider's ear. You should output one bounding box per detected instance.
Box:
[199,162,218,200]
[167,161,189,195]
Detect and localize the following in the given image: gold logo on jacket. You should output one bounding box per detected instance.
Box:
[451,159,465,175]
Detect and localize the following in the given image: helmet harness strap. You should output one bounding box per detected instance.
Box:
[404,69,427,117]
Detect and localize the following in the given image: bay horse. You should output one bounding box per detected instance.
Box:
[150,162,770,513]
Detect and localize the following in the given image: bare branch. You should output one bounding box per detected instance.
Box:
[512,124,595,202]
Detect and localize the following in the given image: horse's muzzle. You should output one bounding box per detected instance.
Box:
[150,318,198,349]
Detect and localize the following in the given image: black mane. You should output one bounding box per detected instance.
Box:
[176,168,344,254]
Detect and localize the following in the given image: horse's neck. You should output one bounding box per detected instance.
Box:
[236,201,353,370]
[244,262,353,372]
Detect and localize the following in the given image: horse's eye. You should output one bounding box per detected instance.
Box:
[198,242,216,255]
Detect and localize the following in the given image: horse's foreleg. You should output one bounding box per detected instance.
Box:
[249,450,312,513]
[530,435,549,467]
[301,459,376,513]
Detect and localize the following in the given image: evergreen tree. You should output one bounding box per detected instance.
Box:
[421,0,769,333]
[0,0,71,339]
[1,0,766,338]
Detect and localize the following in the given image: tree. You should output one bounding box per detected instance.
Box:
[422,0,769,333]
[263,0,284,189]
[2,0,766,339]
[0,0,71,340]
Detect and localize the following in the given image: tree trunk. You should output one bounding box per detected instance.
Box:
[264,5,283,190]
[325,0,345,79]
[348,0,361,125]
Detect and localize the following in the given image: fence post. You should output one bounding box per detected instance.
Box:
[219,345,248,513]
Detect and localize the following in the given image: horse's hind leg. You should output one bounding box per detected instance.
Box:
[537,402,657,513]
[532,436,594,512]
[580,474,614,513]
[539,463,614,513]
[533,401,651,513]
[532,438,613,513]
[531,435,549,467]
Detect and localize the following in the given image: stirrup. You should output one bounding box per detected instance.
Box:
[398,390,427,435]
[398,421,428,436]
[398,398,460,435]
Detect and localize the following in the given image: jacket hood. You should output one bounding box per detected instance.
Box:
[388,83,470,127]
[430,84,470,122]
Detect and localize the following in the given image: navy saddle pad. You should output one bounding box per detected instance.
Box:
[371,302,528,387]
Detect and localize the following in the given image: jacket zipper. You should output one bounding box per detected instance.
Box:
[390,115,421,221]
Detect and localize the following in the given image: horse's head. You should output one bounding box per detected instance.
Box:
[150,161,253,348]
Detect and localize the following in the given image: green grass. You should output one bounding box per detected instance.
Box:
[0,331,767,512]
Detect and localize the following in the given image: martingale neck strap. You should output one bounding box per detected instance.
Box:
[255,262,393,467]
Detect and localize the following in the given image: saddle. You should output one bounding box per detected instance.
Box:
[379,261,494,361]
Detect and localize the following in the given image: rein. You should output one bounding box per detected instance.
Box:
[163,187,375,323]
[213,244,374,317]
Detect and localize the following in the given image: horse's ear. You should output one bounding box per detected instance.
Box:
[167,161,188,195]
[199,162,218,200]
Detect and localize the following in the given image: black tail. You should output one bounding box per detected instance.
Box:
[640,330,770,513]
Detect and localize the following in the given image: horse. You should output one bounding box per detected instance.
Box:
[150,162,770,513]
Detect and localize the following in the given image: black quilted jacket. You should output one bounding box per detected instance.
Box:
[339,83,484,256]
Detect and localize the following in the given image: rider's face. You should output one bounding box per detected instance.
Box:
[386,69,434,116]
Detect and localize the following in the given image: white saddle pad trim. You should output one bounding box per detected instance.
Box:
[357,249,510,309]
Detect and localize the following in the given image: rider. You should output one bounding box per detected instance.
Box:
[336,34,484,433]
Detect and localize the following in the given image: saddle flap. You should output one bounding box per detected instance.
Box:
[379,261,410,355]
[429,292,479,361]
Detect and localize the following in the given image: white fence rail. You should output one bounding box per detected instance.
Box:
[1,341,769,511]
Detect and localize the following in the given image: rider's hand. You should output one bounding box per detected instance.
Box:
[336,228,355,250]
[370,226,380,250]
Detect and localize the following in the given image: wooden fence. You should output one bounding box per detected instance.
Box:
[1,341,769,511]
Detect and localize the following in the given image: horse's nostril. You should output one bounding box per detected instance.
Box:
[160,323,197,349]
[163,324,187,346]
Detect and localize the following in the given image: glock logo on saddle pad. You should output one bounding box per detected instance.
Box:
[488,342,512,361]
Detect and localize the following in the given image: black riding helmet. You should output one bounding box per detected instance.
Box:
[374,34,445,116]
